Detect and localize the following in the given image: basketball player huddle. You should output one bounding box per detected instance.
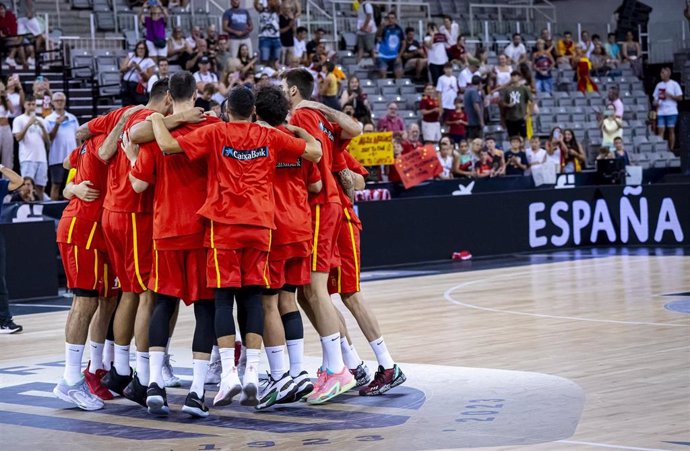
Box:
[53,68,405,417]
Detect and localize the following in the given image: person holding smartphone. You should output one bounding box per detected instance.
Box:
[12,95,49,198]
[653,66,683,151]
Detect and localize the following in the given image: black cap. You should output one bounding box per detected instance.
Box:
[471,75,482,85]
[200,56,210,64]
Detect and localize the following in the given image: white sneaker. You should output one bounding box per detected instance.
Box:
[53,378,105,411]
[212,367,242,407]
[205,359,222,385]
[5,57,16,68]
[240,365,259,406]
[26,56,35,68]
[162,354,181,387]
[256,371,297,410]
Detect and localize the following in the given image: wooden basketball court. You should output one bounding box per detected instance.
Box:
[1,251,688,450]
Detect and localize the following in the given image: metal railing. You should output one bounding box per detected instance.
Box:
[468,1,556,37]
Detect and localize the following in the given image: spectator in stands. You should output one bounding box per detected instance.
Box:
[293,26,308,66]
[534,28,556,59]
[474,148,492,178]
[306,27,325,60]
[12,96,48,198]
[32,77,51,118]
[0,3,20,68]
[377,11,405,79]
[279,2,295,66]
[194,83,215,111]
[607,86,624,118]
[596,146,614,160]
[605,33,621,62]
[562,128,585,172]
[545,127,565,171]
[501,71,532,138]
[533,39,555,94]
[578,31,594,58]
[573,46,598,93]
[214,34,233,73]
[317,61,340,110]
[255,0,281,65]
[223,0,253,57]
[425,22,449,86]
[621,31,643,79]
[229,43,257,77]
[419,83,441,144]
[493,54,512,90]
[448,34,469,67]
[386,137,403,183]
[401,27,427,82]
[120,40,156,105]
[377,102,405,135]
[504,33,527,65]
[206,24,219,53]
[613,136,630,165]
[463,75,484,139]
[194,55,218,93]
[653,66,683,151]
[6,74,23,118]
[342,104,359,126]
[526,136,546,176]
[185,38,210,72]
[401,122,422,154]
[282,0,301,19]
[445,97,467,143]
[453,139,473,177]
[590,42,615,76]
[458,60,480,94]
[437,136,455,180]
[140,1,169,63]
[10,176,38,202]
[0,82,11,170]
[339,75,371,123]
[504,136,528,176]
[482,136,504,176]
[439,15,459,47]
[356,0,377,64]
[474,44,491,76]
[556,30,575,65]
[600,104,623,148]
[436,63,458,120]
[147,58,169,92]
[166,26,189,67]
[186,25,202,51]
[45,92,77,200]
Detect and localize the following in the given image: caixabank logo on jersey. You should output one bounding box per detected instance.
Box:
[528,186,687,249]
[222,146,269,160]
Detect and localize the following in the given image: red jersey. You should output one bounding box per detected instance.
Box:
[338,149,368,230]
[273,125,320,245]
[419,96,440,123]
[177,121,306,229]
[131,117,221,250]
[446,109,467,136]
[87,105,132,136]
[289,108,343,206]
[102,108,155,213]
[57,134,108,249]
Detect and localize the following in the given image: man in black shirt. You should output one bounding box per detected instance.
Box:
[306,28,325,60]
[401,27,427,81]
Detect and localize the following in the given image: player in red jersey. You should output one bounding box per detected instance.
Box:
[126,72,220,418]
[149,85,322,407]
[253,87,322,410]
[53,134,122,411]
[97,80,173,406]
[281,68,363,404]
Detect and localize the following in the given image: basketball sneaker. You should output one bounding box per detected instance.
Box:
[256,372,297,410]
[83,361,113,400]
[146,382,169,416]
[359,365,407,396]
[240,364,259,406]
[101,366,133,396]
[205,359,222,385]
[162,354,181,387]
[123,374,148,407]
[306,367,356,405]
[53,378,105,411]
[0,319,22,334]
[292,370,315,400]
[350,362,372,389]
[182,391,209,418]
[213,367,242,406]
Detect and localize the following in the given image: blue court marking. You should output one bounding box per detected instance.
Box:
[0,366,43,376]
[664,300,690,315]
[663,442,690,446]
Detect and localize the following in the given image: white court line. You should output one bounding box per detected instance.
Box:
[443,259,690,327]
[558,439,671,451]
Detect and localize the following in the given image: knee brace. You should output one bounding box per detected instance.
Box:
[237,287,264,337]
[281,310,304,341]
[149,294,178,348]
[214,288,237,339]
[192,300,216,354]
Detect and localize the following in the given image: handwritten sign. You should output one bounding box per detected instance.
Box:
[394,145,442,189]
[349,132,394,166]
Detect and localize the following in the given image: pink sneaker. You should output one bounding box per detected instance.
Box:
[306,367,356,405]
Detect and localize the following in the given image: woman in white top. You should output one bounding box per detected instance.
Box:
[437,137,456,179]
[120,40,156,106]
[167,25,191,67]
[599,104,623,148]
[525,136,546,177]
[494,54,512,88]
[0,81,14,170]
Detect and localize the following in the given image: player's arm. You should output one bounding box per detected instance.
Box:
[75,123,92,142]
[98,105,145,161]
[129,107,206,144]
[352,172,365,190]
[295,100,363,139]
[150,113,184,154]
[129,173,149,193]
[64,180,100,202]
[308,180,322,193]
[283,124,322,163]
[0,164,24,191]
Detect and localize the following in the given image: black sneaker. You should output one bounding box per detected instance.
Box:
[146,383,169,416]
[101,366,133,396]
[123,374,148,407]
[0,320,22,334]
[182,391,209,418]
[350,362,372,389]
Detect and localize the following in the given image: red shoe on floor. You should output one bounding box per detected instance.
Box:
[83,361,114,400]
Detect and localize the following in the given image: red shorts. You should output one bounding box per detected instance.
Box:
[58,243,121,298]
[149,248,214,304]
[102,210,153,293]
[328,218,361,295]
[206,248,270,289]
[311,203,342,273]
[268,242,311,289]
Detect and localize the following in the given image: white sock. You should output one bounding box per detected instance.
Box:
[103,340,114,371]
[114,344,130,376]
[369,336,395,369]
[166,337,172,355]
[239,345,247,368]
[286,339,304,378]
[244,348,260,384]
[340,337,361,370]
[89,341,104,373]
[219,347,236,375]
[136,351,150,385]
[64,343,84,385]
[265,346,286,380]
[321,332,344,374]
[149,351,165,388]
[210,345,220,364]
[190,359,209,397]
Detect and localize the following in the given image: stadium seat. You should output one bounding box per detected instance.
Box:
[98,71,121,97]
[71,0,92,9]
[381,86,398,96]
[71,52,94,78]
